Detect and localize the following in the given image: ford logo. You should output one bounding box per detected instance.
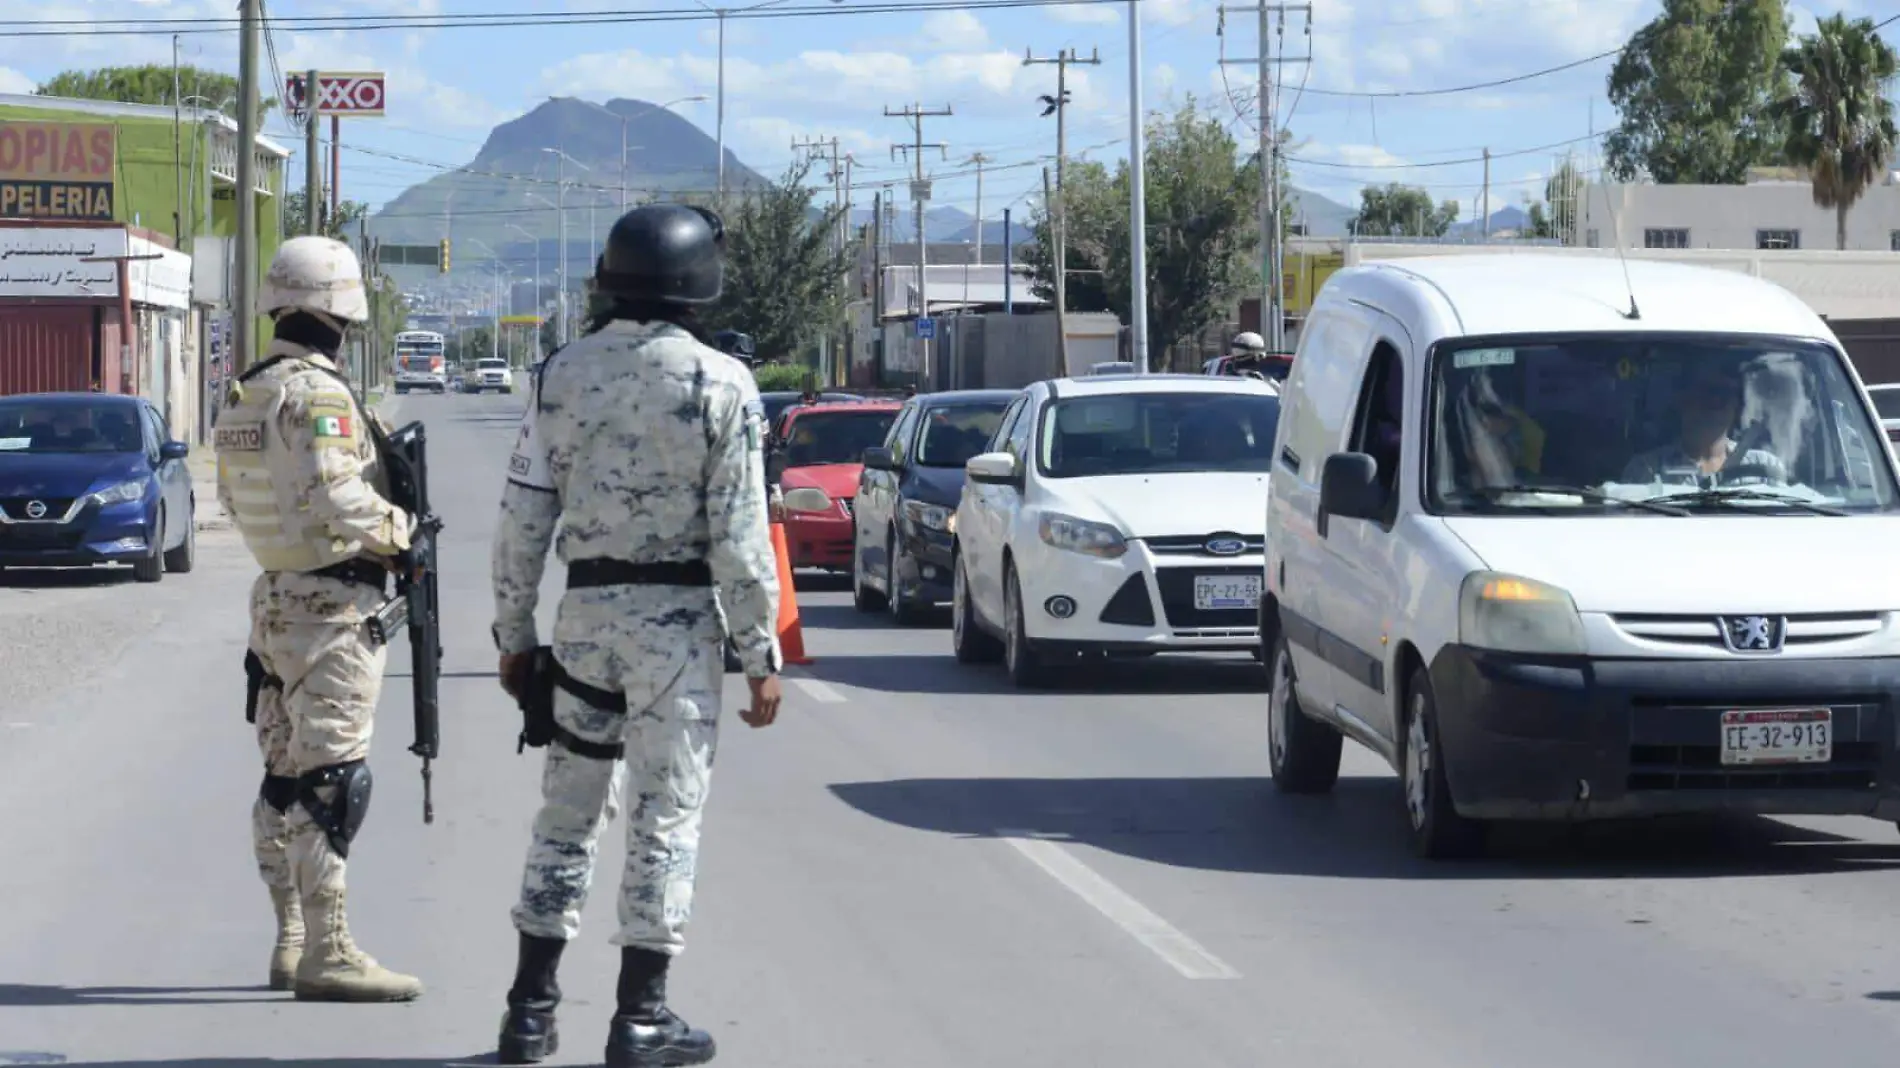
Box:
[1205,535,1246,556]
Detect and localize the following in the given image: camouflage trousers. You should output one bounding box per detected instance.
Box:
[511,589,724,955]
[248,570,390,895]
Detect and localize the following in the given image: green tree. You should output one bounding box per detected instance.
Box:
[35,64,276,119]
[282,191,370,240]
[1018,98,1264,358]
[1349,182,1460,237]
[1603,0,1790,183]
[447,326,498,366]
[1778,13,1900,250]
[702,158,850,361]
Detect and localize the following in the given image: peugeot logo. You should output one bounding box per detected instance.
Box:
[1720,615,1785,653]
[1204,534,1247,556]
[23,500,46,519]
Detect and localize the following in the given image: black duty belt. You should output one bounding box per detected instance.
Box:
[309,557,390,591]
[567,558,712,590]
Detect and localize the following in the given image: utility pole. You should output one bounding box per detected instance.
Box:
[303,69,320,235]
[794,135,845,384]
[1219,2,1310,353]
[235,0,261,372]
[871,189,885,385]
[1042,166,1069,376]
[886,103,951,387]
[1026,47,1102,374]
[1481,147,1491,239]
[968,152,991,266]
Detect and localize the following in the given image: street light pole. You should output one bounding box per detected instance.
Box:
[716,8,727,204]
[1127,0,1150,374]
[508,222,542,356]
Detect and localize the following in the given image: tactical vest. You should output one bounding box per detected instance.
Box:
[214,343,380,572]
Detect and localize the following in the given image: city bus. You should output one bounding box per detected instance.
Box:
[392,330,448,394]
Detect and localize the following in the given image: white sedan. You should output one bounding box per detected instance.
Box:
[950,373,1281,687]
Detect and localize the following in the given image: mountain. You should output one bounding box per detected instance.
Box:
[1447,204,1533,237]
[1285,187,1357,238]
[367,97,764,284]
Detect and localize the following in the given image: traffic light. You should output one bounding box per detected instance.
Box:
[437,238,450,273]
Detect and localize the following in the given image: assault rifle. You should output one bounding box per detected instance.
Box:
[364,419,445,825]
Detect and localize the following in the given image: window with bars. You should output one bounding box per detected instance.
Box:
[1643,228,1690,249]
[1756,229,1800,250]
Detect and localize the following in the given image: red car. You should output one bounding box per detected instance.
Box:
[769,400,902,571]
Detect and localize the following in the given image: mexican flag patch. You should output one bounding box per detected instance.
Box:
[314,414,352,438]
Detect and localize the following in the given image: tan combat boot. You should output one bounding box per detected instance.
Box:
[292,879,425,1003]
[268,885,305,991]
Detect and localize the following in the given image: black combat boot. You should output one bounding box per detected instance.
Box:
[497,933,567,1064]
[604,946,716,1068]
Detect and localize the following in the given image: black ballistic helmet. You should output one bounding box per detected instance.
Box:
[714,329,756,361]
[595,203,725,305]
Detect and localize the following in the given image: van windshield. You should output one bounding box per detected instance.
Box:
[1426,334,1900,515]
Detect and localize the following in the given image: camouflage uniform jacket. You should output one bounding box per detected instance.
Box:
[491,320,782,676]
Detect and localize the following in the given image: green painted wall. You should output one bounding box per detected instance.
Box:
[0,103,287,357]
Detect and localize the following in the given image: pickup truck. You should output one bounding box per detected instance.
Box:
[467,358,515,394]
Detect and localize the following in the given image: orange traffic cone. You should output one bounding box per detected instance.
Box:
[770,521,813,665]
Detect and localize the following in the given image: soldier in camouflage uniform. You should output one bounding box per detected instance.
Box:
[214,235,425,1004]
[490,204,783,1068]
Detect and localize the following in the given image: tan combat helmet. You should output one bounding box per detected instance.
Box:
[261,236,370,324]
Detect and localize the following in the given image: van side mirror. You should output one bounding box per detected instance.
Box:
[862,446,897,471]
[966,451,1021,487]
[1319,452,1385,526]
[158,441,189,461]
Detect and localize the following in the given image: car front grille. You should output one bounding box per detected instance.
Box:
[1626,698,1885,792]
[1143,534,1265,557]
[0,497,76,521]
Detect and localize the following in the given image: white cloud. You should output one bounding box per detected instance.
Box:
[919,11,991,52]
[1045,2,1119,25]
[275,29,504,131]
[1298,142,1409,169]
[0,67,34,95]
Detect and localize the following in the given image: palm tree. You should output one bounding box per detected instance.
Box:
[1780,13,1900,250]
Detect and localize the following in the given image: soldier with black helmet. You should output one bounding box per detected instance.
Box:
[489,202,783,1067]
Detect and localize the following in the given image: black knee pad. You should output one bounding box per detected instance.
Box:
[260,773,298,815]
[296,759,373,860]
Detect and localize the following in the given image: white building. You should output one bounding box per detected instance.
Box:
[1577,170,1900,252]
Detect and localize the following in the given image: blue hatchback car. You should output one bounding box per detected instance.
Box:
[0,392,197,581]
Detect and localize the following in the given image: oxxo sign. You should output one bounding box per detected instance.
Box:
[285,72,387,117]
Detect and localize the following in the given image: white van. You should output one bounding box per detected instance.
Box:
[1261,253,1900,859]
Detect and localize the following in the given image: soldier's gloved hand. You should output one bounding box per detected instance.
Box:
[740,674,781,728]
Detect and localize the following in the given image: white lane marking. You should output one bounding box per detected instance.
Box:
[999,830,1242,980]
[785,674,848,703]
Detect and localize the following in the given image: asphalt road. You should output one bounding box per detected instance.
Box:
[7,389,1900,1067]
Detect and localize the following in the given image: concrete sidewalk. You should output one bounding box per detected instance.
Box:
[188,388,404,532]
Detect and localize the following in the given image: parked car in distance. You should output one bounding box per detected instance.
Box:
[1088,361,1136,376]
[1868,382,1900,447]
[770,400,902,571]
[952,374,1280,687]
[853,388,1017,622]
[1263,253,1900,861]
[467,357,515,394]
[0,392,196,582]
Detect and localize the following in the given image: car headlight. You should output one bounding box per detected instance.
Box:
[90,480,146,507]
[782,487,832,513]
[902,498,953,533]
[1038,511,1126,559]
[1457,571,1586,655]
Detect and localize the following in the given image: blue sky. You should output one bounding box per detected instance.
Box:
[0,0,1874,229]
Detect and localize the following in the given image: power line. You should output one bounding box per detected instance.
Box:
[0,0,1124,37]
[1274,45,1622,99]
[1283,131,1602,170]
